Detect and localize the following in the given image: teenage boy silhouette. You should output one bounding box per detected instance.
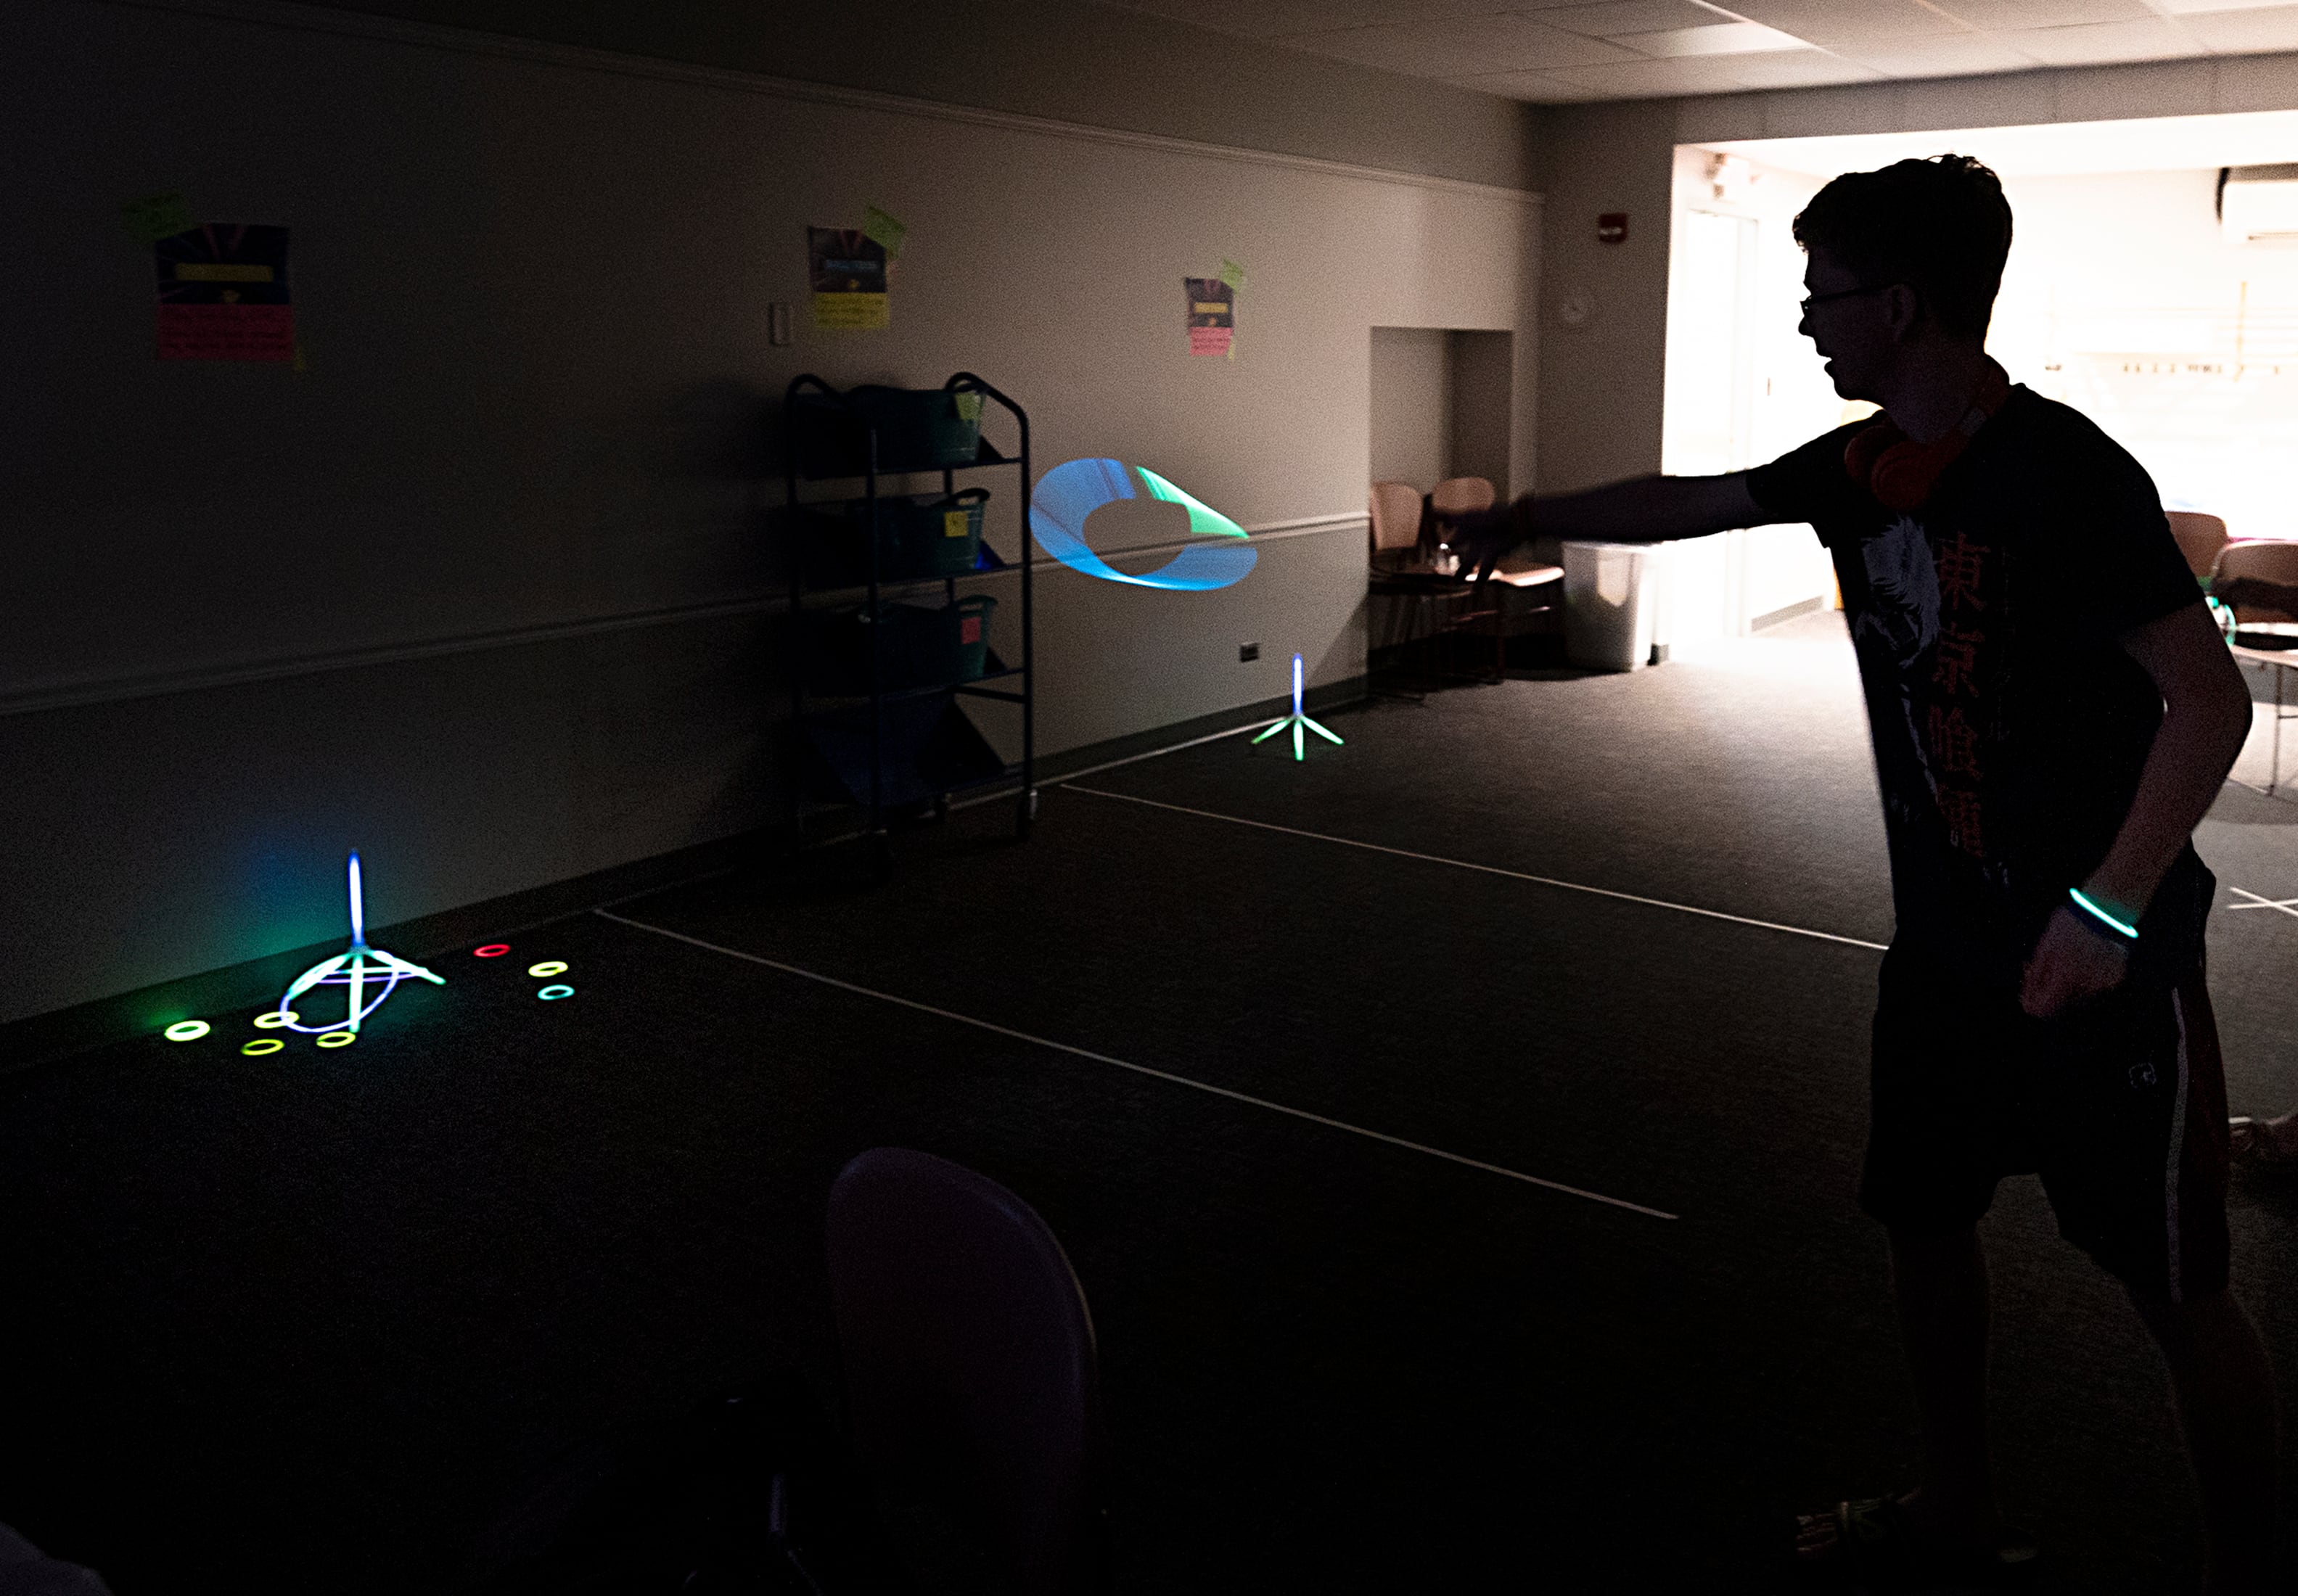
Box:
[1458,155,2276,1592]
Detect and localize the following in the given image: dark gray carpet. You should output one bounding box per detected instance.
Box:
[3,610,2295,1593]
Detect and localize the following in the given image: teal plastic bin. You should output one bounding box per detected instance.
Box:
[792,382,986,478]
[817,595,999,692]
[805,489,988,585]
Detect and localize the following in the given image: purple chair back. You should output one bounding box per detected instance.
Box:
[826,1148,1101,1595]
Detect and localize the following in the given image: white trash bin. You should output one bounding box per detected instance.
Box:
[1562,540,1659,671]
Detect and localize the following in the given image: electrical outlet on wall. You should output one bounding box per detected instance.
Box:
[1239,643,1259,662]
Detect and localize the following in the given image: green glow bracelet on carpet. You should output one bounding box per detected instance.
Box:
[2069,887,2140,940]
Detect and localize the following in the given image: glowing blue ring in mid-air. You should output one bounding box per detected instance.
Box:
[1029,458,1257,591]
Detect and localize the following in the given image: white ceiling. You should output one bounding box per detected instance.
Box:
[1101,0,2298,102]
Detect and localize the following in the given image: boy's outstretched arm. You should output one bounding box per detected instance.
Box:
[1449,473,1778,565]
[2020,599,2255,1017]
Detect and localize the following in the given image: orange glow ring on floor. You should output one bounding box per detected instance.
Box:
[316,1031,356,1049]
[475,944,510,958]
[241,1038,284,1056]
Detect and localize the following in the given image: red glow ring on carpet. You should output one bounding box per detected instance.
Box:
[474,944,511,958]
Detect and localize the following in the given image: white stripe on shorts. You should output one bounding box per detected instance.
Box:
[2166,986,2192,1307]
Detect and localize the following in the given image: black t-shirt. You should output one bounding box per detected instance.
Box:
[1747,386,2210,984]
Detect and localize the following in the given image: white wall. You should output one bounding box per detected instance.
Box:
[0,0,1541,1021]
[1537,47,2298,493]
[1369,327,1453,489]
[1660,148,1836,638]
[1994,168,2298,539]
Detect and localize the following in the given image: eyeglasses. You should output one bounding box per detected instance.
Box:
[1799,284,1893,318]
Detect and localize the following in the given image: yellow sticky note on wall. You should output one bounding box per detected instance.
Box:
[944,510,969,539]
[863,206,906,257]
[812,292,890,330]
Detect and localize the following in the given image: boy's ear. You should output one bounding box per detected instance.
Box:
[1885,282,1925,342]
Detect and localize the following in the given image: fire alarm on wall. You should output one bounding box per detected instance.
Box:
[1597,213,1628,244]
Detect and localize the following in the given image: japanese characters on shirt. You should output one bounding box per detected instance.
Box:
[1858,512,2005,872]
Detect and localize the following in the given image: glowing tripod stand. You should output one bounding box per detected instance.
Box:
[275,852,445,1040]
[1253,652,1343,762]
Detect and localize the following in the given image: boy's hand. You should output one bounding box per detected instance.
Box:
[2019,905,2131,1018]
[1446,500,1527,580]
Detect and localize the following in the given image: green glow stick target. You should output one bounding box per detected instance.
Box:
[1252,654,1342,761]
[274,852,444,1040]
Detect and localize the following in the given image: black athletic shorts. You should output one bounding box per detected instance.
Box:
[1859,940,2231,1304]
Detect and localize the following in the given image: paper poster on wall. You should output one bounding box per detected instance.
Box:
[809,227,890,330]
[861,206,906,258]
[121,192,195,246]
[1184,277,1233,358]
[155,224,292,362]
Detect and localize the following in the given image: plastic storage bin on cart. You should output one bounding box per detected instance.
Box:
[791,383,985,478]
[816,596,999,693]
[805,489,990,586]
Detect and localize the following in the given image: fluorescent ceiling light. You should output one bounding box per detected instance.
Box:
[1619,20,1815,55]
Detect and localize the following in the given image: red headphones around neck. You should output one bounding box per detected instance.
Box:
[1842,359,2011,512]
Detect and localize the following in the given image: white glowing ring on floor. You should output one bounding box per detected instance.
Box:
[163,1020,210,1041]
[536,984,574,1000]
[527,961,568,978]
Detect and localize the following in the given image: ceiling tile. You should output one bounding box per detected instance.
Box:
[1841,33,2045,73]
[1996,15,2202,62]
[1723,0,1971,48]
[1097,0,1513,37]
[2149,0,2296,11]
[1276,15,1641,73]
[1534,0,1722,37]
[1548,49,1880,94]
[1923,0,2154,26]
[2183,4,2298,49]
[1450,67,1622,99]
[1615,20,1818,54]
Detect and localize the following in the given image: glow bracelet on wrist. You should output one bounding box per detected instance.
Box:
[2069,887,2139,940]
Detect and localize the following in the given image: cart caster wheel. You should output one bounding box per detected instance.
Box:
[1015,788,1038,839]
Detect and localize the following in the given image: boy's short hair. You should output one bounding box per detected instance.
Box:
[1793,155,2013,338]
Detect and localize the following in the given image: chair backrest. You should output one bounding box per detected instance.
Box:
[2215,538,2298,624]
[827,1148,1101,1596]
[2165,511,2229,584]
[1368,481,1424,554]
[1429,477,1495,517]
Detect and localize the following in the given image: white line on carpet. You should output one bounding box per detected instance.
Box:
[2228,887,2298,920]
[594,908,1678,1222]
[1062,783,1890,953]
